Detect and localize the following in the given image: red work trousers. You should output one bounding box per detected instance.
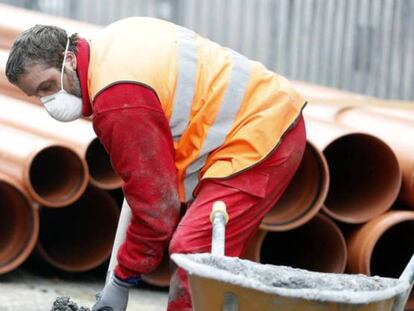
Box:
[167,115,306,311]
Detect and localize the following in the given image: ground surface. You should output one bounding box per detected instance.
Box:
[0,264,168,311]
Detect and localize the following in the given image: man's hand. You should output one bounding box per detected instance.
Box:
[91,274,132,311]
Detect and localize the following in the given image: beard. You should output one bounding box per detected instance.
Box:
[65,66,82,97]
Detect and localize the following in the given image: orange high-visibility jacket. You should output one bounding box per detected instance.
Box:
[88,17,306,202]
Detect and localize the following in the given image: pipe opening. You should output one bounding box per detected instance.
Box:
[86,139,122,189]
[108,188,124,208]
[0,181,37,274]
[29,146,86,205]
[371,220,414,309]
[261,143,328,231]
[324,134,401,223]
[371,220,414,278]
[260,215,347,273]
[37,186,119,272]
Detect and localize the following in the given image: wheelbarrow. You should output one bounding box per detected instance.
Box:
[171,201,414,311]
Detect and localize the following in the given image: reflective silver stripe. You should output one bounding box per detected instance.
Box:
[183,50,251,201]
[184,155,208,200]
[184,169,201,201]
[170,26,197,141]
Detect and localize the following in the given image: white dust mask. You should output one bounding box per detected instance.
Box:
[40,38,83,122]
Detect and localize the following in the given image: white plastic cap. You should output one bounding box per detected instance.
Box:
[209,201,229,224]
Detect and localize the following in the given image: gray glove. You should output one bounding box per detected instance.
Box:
[91,275,131,311]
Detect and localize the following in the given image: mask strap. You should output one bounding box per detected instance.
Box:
[60,37,70,91]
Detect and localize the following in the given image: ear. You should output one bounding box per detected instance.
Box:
[65,51,78,70]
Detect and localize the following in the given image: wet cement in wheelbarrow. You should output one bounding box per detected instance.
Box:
[202,255,395,290]
[173,253,409,304]
[50,296,90,311]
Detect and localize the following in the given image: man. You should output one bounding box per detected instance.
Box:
[6,17,306,311]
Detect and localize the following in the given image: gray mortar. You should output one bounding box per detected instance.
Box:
[171,253,411,304]
[50,296,90,311]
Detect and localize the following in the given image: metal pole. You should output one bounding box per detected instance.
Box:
[209,201,238,311]
[211,213,226,256]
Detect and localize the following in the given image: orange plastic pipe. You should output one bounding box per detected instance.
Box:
[365,106,414,123]
[0,94,122,189]
[0,123,88,207]
[260,141,329,231]
[37,185,120,272]
[298,82,414,110]
[0,49,38,103]
[108,187,124,207]
[306,117,401,223]
[245,213,347,273]
[336,107,414,206]
[0,173,39,275]
[292,81,372,101]
[347,210,414,310]
[0,28,16,50]
[303,103,347,121]
[0,3,100,49]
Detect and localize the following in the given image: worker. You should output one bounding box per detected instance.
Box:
[6,17,307,311]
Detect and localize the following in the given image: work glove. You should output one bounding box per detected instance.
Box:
[91,274,138,311]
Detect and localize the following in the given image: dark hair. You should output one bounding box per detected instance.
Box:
[5,25,79,84]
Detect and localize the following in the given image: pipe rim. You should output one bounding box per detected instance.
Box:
[356,211,414,276]
[358,212,414,310]
[257,214,347,273]
[86,138,123,190]
[25,145,88,207]
[322,133,401,224]
[260,141,329,231]
[0,176,39,274]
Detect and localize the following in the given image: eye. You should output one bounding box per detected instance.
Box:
[40,82,52,91]
[37,81,57,97]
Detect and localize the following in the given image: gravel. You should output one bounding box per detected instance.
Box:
[50,297,90,311]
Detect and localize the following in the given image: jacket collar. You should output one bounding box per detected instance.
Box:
[76,37,93,117]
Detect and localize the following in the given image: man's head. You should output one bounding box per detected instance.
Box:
[6,25,81,98]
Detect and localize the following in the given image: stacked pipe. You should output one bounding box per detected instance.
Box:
[0,9,121,273]
[0,5,168,283]
[298,81,414,310]
[0,173,38,274]
[0,4,125,275]
[0,4,100,50]
[238,93,414,309]
[0,95,122,190]
[37,186,120,272]
[1,6,414,309]
[241,109,402,273]
[0,49,34,102]
[0,94,123,274]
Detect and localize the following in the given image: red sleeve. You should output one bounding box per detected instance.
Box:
[92,83,180,278]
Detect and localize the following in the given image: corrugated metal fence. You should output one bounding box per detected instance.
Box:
[2,0,414,100]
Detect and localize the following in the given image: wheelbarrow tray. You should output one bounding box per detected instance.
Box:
[172,253,411,311]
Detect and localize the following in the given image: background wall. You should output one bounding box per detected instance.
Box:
[2,0,413,100]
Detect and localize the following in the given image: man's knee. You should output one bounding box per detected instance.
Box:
[169,226,210,256]
[169,230,186,256]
